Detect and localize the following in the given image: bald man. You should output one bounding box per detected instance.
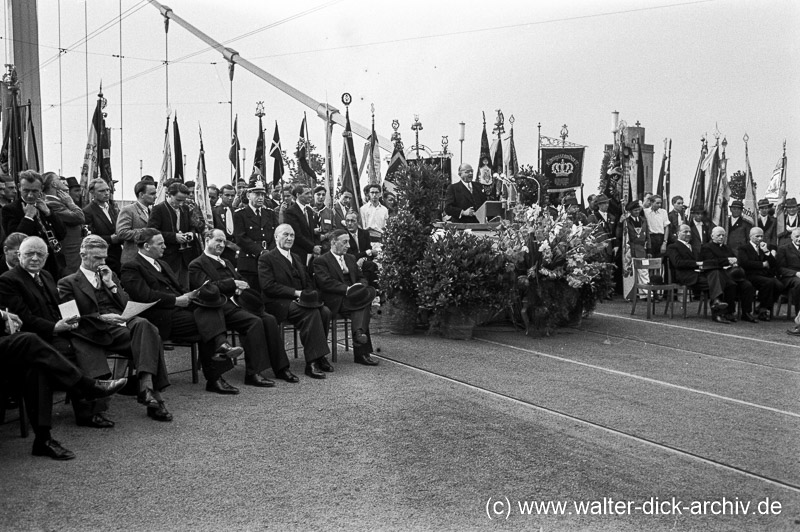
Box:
[444,164,487,223]
[737,227,783,321]
[777,227,800,317]
[700,226,757,322]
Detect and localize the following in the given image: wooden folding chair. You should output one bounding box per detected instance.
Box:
[630,257,679,319]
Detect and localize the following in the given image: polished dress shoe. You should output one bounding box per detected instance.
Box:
[710,299,729,312]
[723,313,738,323]
[137,388,159,407]
[147,401,173,422]
[32,438,75,460]
[741,312,759,323]
[316,357,334,372]
[76,413,115,428]
[354,353,379,366]
[757,308,771,321]
[205,377,240,395]
[353,329,368,345]
[244,373,276,388]
[787,326,800,336]
[712,315,731,324]
[211,343,245,362]
[82,378,128,400]
[275,368,299,383]
[305,363,326,379]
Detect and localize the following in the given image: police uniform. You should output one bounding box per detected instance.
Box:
[233,177,277,289]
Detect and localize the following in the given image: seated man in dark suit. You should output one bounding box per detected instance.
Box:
[314,230,379,366]
[700,226,757,323]
[666,224,729,323]
[57,235,172,421]
[119,228,246,395]
[83,178,122,275]
[444,163,487,224]
[189,228,299,386]
[0,237,123,427]
[0,308,127,460]
[258,224,333,379]
[777,227,800,317]
[737,227,783,321]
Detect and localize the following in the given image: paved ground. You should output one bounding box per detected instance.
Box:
[1,299,799,531]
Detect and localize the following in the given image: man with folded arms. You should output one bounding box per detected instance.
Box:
[737,227,783,321]
[699,226,757,323]
[0,237,124,427]
[0,308,126,459]
[57,235,172,421]
[666,224,730,323]
[120,228,245,395]
[258,224,333,379]
[189,228,299,386]
[314,229,379,366]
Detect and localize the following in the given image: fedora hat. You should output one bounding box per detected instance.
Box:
[192,284,227,308]
[594,194,610,205]
[65,176,81,190]
[295,289,324,309]
[342,283,377,311]
[730,199,744,209]
[757,198,771,209]
[233,288,264,315]
[785,198,798,208]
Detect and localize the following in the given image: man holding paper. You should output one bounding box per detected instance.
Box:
[57,235,173,422]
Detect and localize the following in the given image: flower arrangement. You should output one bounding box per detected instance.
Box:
[386,162,448,228]
[513,165,549,207]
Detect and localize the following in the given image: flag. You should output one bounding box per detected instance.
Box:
[635,138,645,200]
[504,125,520,205]
[366,120,380,185]
[768,146,788,237]
[340,108,362,211]
[195,126,213,227]
[708,145,729,228]
[252,116,266,177]
[270,121,284,187]
[689,140,708,209]
[24,102,39,172]
[665,139,672,203]
[155,116,172,204]
[655,144,666,199]
[229,115,240,184]
[383,141,407,195]
[477,120,491,182]
[742,139,758,225]
[702,144,720,218]
[0,98,25,178]
[80,91,105,205]
[173,113,183,182]
[491,134,504,176]
[297,114,315,181]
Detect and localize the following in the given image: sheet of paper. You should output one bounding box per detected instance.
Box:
[58,300,80,320]
[120,300,159,321]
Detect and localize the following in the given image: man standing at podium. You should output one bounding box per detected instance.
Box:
[444,164,487,224]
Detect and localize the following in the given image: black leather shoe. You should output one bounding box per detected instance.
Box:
[710,299,729,312]
[82,378,128,400]
[787,326,800,336]
[275,369,299,383]
[244,373,276,388]
[712,315,731,324]
[147,401,173,422]
[757,308,771,322]
[354,354,379,366]
[205,377,240,395]
[76,413,115,428]
[305,363,326,379]
[723,313,738,322]
[211,343,245,362]
[137,388,159,407]
[353,329,368,345]
[741,312,759,323]
[32,439,75,460]
[316,357,334,372]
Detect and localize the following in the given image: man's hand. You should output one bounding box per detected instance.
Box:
[294,290,302,298]
[99,313,126,326]
[98,266,115,287]
[54,315,80,333]
[462,207,475,217]
[1,310,22,334]
[176,233,190,244]
[110,233,121,244]
[22,202,38,218]
[234,280,249,291]
[175,294,192,307]
[728,257,738,266]
[35,197,51,216]
[312,245,322,255]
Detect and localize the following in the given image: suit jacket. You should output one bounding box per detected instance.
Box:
[758,215,778,249]
[778,214,800,248]
[188,253,241,296]
[84,202,122,273]
[347,228,373,260]
[233,205,276,274]
[1,200,68,279]
[444,181,487,223]
[666,241,700,286]
[726,217,752,253]
[699,241,736,268]
[212,204,239,264]
[667,210,688,244]
[313,252,369,315]
[689,220,715,257]
[776,242,800,280]
[283,201,317,262]
[119,253,186,339]
[257,248,311,322]
[116,201,151,265]
[587,212,617,246]
[57,270,129,317]
[737,242,777,278]
[147,201,193,275]
[0,266,109,376]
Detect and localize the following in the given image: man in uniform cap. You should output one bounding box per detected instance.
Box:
[233,174,277,289]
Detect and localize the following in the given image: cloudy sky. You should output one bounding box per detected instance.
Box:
[17,0,800,200]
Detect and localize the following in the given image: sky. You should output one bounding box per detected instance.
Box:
[9,0,799,201]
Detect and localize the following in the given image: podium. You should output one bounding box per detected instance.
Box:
[475,201,505,224]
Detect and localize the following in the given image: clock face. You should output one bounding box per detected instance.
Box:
[341,93,352,105]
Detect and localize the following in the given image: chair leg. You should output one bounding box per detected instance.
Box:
[331,319,338,363]
[293,327,299,359]
[191,344,199,384]
[344,317,350,352]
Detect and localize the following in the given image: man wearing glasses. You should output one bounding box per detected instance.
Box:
[444,164,486,224]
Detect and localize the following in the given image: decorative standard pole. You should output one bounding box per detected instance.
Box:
[240,147,246,178]
[537,122,542,171]
[560,124,569,148]
[391,119,403,153]
[458,121,465,166]
[411,114,423,160]
[140,159,143,179]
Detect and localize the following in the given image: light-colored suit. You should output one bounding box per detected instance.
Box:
[117,201,150,265]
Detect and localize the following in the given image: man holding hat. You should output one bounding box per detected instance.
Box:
[258,224,333,379]
[314,229,379,366]
[689,204,714,257]
[189,228,299,385]
[757,198,777,250]
[778,197,799,248]
[234,175,277,290]
[727,199,752,252]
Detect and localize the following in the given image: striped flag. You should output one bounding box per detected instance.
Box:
[155,116,172,204]
[252,116,266,177]
[689,140,709,210]
[229,115,240,184]
[173,113,183,182]
[340,108,362,211]
[270,121,284,186]
[297,114,315,182]
[383,142,407,195]
[741,139,758,225]
[195,126,213,227]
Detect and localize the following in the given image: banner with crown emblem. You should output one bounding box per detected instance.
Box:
[541,147,585,191]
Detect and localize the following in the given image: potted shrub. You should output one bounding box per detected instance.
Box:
[414,228,509,339]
